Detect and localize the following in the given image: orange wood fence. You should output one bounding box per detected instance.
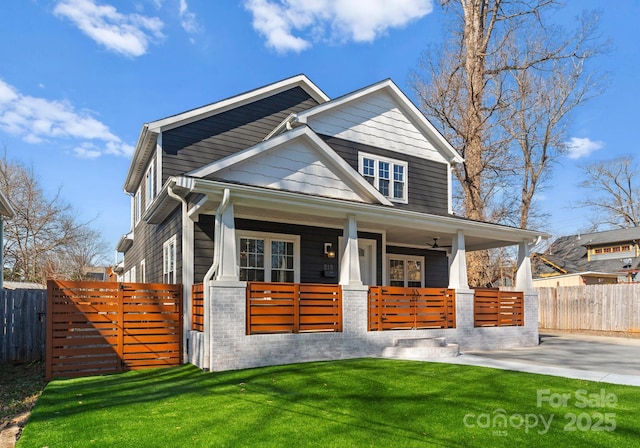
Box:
[246,282,342,334]
[368,287,456,331]
[192,283,205,332]
[474,288,524,327]
[46,280,182,381]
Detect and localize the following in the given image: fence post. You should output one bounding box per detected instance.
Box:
[117,283,125,372]
[45,281,54,381]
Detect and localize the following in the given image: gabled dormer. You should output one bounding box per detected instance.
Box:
[267,79,463,215]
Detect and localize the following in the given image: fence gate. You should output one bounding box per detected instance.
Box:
[46,280,182,381]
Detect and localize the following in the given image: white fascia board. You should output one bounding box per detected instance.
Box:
[0,190,14,218]
[147,75,329,134]
[296,79,464,165]
[186,126,394,206]
[182,177,549,245]
[123,124,158,193]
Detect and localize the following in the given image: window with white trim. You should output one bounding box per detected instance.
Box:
[140,259,146,283]
[358,152,407,203]
[163,235,177,284]
[145,164,155,209]
[388,255,424,287]
[238,231,300,283]
[134,187,141,224]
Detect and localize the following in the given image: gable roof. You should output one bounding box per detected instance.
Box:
[294,79,464,165]
[534,229,640,278]
[124,74,329,193]
[187,125,393,206]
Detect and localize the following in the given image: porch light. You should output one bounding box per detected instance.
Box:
[324,242,336,258]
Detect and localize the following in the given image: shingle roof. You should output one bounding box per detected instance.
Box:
[534,228,640,277]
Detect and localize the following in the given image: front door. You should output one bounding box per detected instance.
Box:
[339,237,377,285]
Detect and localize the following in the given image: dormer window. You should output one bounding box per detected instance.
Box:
[358,152,407,203]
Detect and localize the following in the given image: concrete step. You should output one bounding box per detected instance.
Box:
[381,337,460,360]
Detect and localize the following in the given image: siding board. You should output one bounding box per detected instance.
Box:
[321,135,449,214]
[162,87,319,182]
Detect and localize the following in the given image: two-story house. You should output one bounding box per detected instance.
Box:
[116,75,547,372]
[533,228,640,287]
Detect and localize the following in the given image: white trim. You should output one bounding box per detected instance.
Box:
[358,152,408,204]
[237,230,301,283]
[140,259,146,283]
[386,254,425,287]
[296,79,464,165]
[145,162,155,210]
[187,126,393,206]
[163,235,178,284]
[148,75,329,133]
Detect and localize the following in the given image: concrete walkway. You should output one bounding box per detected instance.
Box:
[426,333,640,386]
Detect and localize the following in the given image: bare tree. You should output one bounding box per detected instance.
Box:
[577,156,640,230]
[411,0,606,284]
[0,152,109,283]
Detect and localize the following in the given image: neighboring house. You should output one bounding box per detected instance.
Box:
[0,190,14,288]
[533,227,640,287]
[117,75,548,371]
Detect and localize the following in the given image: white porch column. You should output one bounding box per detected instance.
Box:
[215,203,238,281]
[448,230,469,289]
[339,215,362,286]
[515,241,533,291]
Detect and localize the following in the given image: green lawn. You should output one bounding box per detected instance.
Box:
[17,359,640,447]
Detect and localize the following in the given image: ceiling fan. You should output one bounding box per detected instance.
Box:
[426,237,452,249]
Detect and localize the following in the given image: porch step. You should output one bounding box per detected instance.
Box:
[381,337,460,360]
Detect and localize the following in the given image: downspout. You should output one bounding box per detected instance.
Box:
[167,183,190,364]
[202,188,231,371]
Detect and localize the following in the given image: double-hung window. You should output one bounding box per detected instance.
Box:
[358,152,407,203]
[238,231,300,283]
[388,255,424,287]
[163,235,177,283]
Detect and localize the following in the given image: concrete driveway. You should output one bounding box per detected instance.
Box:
[431,332,640,386]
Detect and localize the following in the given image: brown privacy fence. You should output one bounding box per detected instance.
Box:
[538,284,640,332]
[368,287,456,331]
[474,288,524,327]
[46,280,182,381]
[192,283,205,332]
[246,282,342,334]
[1,288,47,363]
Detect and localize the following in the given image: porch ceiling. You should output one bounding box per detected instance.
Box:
[173,177,549,251]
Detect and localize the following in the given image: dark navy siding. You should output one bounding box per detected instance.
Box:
[320,135,449,215]
[161,87,319,182]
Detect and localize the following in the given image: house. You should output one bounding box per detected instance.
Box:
[117,75,548,372]
[0,190,14,288]
[533,228,640,287]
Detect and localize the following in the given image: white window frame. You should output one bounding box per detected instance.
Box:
[237,231,300,283]
[145,163,155,209]
[387,254,424,287]
[130,266,137,283]
[163,235,177,284]
[140,259,146,283]
[358,152,408,203]
[134,187,142,224]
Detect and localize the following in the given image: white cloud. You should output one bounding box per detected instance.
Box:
[0,79,134,158]
[178,0,202,37]
[54,0,164,57]
[565,137,604,159]
[244,0,434,53]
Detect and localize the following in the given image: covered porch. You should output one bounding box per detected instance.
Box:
[162,178,547,372]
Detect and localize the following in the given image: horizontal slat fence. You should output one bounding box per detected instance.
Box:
[46,280,182,381]
[247,282,342,334]
[368,287,456,331]
[538,284,640,332]
[474,288,524,327]
[192,283,204,332]
[1,288,47,363]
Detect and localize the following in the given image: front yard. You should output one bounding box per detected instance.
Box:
[17,359,640,447]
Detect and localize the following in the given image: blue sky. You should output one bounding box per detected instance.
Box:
[0,0,638,261]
